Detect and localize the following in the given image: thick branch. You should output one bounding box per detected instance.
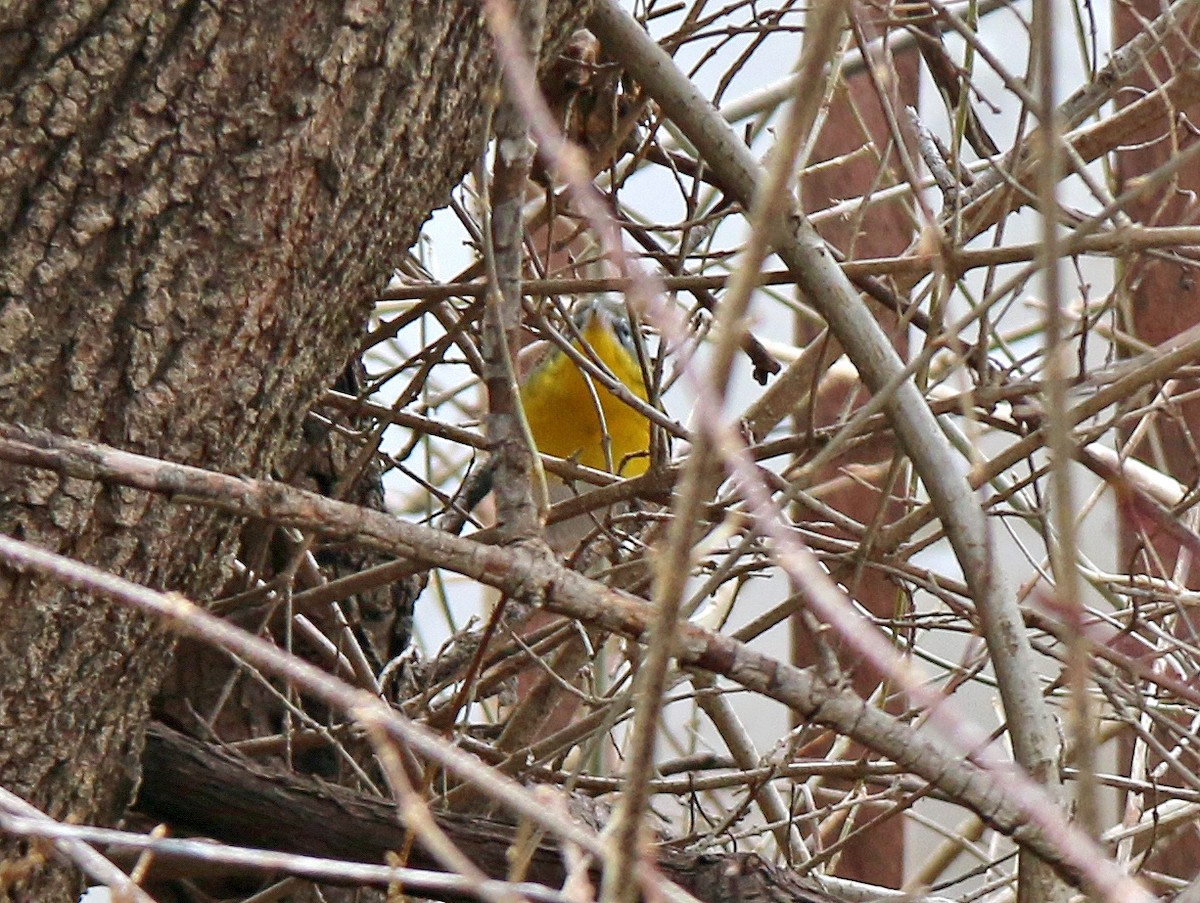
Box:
[135,723,842,903]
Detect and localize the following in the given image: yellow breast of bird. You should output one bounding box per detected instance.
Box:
[519,317,651,477]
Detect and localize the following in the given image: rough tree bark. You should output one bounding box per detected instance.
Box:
[0,2,586,898]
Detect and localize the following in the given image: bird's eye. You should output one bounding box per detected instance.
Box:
[614,319,633,348]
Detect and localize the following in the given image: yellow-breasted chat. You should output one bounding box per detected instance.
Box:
[518,297,653,481]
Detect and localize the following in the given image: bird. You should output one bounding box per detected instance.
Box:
[518,296,653,481]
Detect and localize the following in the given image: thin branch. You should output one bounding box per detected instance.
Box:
[0,429,1162,897]
[588,4,1065,888]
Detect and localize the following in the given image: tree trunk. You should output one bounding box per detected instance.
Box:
[1112,0,1200,886]
[791,31,919,888]
[0,2,584,898]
